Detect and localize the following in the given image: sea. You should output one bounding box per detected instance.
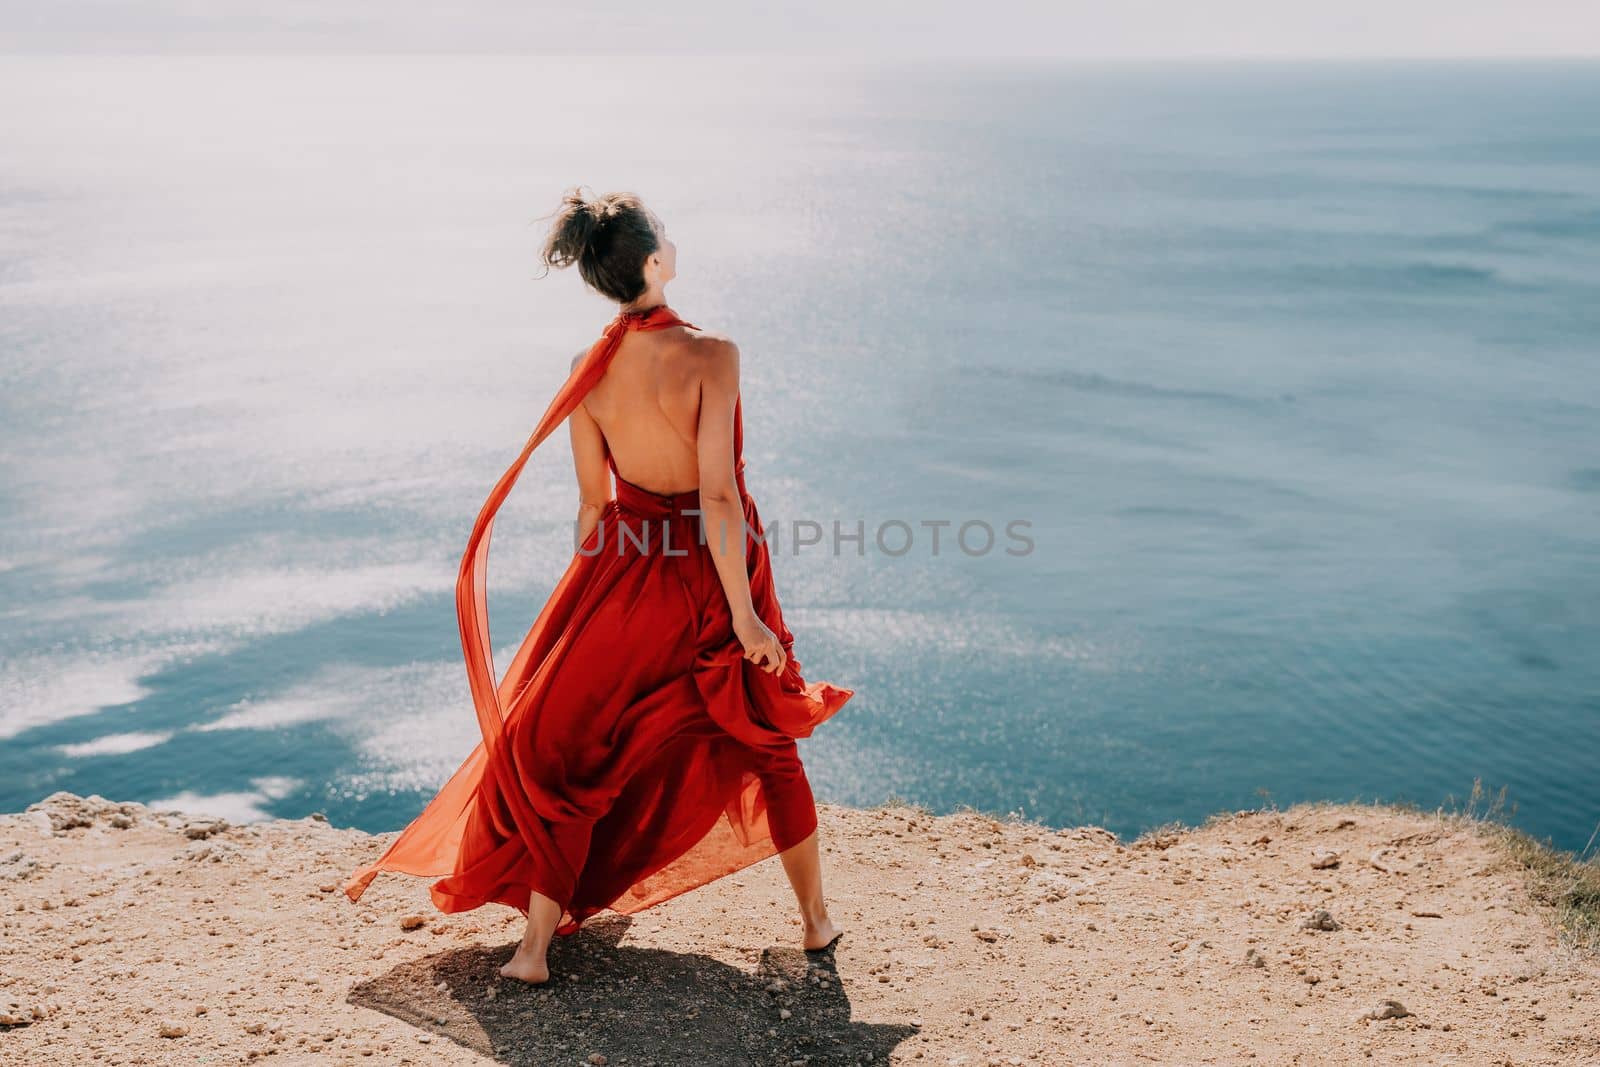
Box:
[2,56,1597,851]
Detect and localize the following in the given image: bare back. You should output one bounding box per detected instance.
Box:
[579,324,720,496]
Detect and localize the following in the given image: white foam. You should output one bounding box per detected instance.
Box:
[188,657,483,794]
[144,775,304,823]
[0,645,216,741]
[56,730,173,757]
[138,561,449,640]
[194,695,348,733]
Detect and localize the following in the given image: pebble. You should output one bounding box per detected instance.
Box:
[158,1020,190,1038]
[1,999,48,1026]
[1301,909,1341,932]
[1365,1000,1411,1021]
[399,914,427,931]
[183,818,230,840]
[1311,850,1341,870]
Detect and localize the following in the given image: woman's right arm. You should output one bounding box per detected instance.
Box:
[696,339,786,676]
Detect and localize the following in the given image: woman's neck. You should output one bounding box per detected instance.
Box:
[619,289,668,315]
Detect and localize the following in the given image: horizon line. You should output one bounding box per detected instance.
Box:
[4,50,1600,62]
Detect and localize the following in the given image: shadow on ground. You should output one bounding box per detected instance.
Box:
[348,915,917,1065]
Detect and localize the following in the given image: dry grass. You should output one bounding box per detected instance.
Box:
[1448,778,1600,953]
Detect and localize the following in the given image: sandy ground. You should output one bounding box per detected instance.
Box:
[1,791,1596,1066]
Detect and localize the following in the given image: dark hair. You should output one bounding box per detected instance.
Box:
[536,186,659,304]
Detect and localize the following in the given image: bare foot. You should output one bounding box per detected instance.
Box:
[498,945,549,984]
[802,913,843,952]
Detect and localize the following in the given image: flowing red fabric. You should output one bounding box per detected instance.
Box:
[342,303,852,934]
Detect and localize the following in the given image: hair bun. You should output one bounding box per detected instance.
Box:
[536,186,661,305]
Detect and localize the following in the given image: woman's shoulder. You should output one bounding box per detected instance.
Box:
[674,325,739,374]
[681,322,736,350]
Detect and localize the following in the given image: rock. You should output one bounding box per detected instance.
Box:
[183,818,230,840]
[1365,1000,1410,1021]
[182,839,241,864]
[974,929,1000,943]
[25,792,143,833]
[1310,850,1341,870]
[1245,948,1266,968]
[0,850,40,881]
[399,914,427,931]
[1300,909,1341,932]
[587,1055,608,1066]
[158,1020,190,1038]
[1,999,48,1026]
[26,792,95,831]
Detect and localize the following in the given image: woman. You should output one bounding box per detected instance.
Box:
[342,187,852,985]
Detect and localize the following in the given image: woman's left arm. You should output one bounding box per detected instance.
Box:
[569,364,612,549]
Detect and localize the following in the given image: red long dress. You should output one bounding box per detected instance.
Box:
[341,303,852,935]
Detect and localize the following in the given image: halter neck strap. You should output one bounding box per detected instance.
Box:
[456,303,697,766]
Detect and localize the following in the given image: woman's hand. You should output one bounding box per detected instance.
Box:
[734,610,787,676]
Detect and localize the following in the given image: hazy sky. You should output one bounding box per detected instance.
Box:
[2,1,1597,58]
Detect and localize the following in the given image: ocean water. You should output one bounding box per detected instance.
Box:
[2,57,1597,851]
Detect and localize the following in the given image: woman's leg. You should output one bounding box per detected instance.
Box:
[499,820,593,983]
[777,829,843,951]
[759,747,843,951]
[500,889,563,983]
